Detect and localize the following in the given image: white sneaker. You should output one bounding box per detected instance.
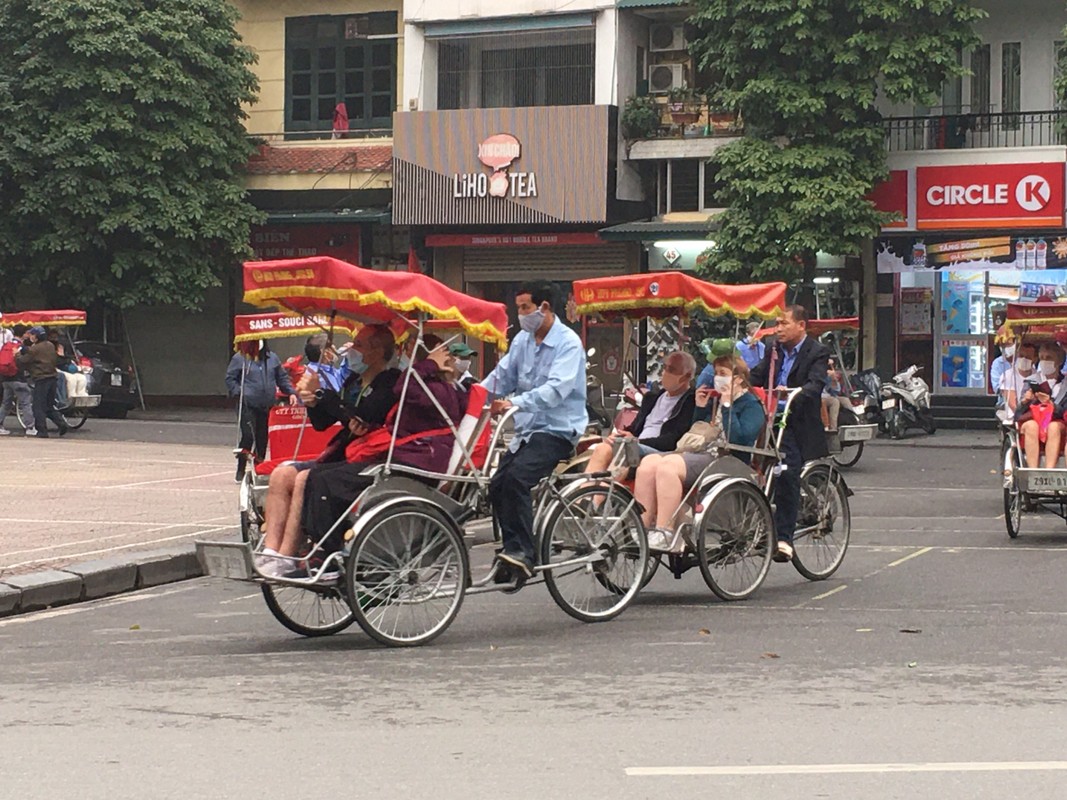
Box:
[647,528,673,552]
[254,553,296,578]
[25,428,37,436]
[0,428,9,436]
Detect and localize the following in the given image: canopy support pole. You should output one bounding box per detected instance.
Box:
[121,310,147,411]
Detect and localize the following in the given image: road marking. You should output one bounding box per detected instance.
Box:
[809,584,848,602]
[625,761,1067,777]
[885,546,934,568]
[0,583,198,627]
[219,591,261,605]
[106,471,232,489]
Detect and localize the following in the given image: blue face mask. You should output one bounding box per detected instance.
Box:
[346,349,368,375]
[398,355,411,371]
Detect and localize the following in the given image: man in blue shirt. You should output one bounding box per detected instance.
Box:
[481,283,587,582]
[737,321,766,370]
[989,343,1013,403]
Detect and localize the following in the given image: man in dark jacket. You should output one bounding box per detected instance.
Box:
[583,350,697,475]
[750,304,830,562]
[16,326,69,438]
[225,341,297,480]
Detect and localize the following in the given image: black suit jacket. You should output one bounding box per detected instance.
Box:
[625,387,696,452]
[750,336,830,462]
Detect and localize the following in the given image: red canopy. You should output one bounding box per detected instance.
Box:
[756,316,860,339]
[572,271,786,320]
[232,313,357,345]
[1004,302,1067,328]
[243,256,510,351]
[0,309,86,328]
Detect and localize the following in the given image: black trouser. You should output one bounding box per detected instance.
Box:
[31,376,67,434]
[237,404,270,461]
[489,433,574,566]
[301,460,376,549]
[773,428,804,543]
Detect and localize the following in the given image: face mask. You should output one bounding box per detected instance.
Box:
[346,349,368,375]
[1016,357,1033,372]
[1039,359,1057,376]
[519,309,545,334]
[713,375,732,394]
[454,359,471,373]
[398,355,411,371]
[1003,345,1016,358]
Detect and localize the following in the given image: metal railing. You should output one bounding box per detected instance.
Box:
[884,110,1067,151]
[247,128,393,144]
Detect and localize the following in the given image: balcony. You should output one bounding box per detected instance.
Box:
[884,110,1067,152]
[243,131,392,192]
[622,94,742,160]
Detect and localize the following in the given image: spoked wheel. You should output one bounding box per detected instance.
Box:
[62,409,89,429]
[346,499,468,647]
[886,410,905,440]
[539,483,648,623]
[792,464,851,581]
[641,552,661,589]
[695,478,774,601]
[1004,448,1022,539]
[261,581,355,638]
[832,442,864,468]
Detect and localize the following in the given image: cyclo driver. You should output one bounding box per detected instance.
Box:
[750,304,830,563]
[481,282,587,585]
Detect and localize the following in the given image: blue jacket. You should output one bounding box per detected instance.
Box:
[225,351,294,410]
[693,390,764,463]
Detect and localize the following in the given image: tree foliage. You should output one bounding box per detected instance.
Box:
[690,0,984,282]
[0,0,260,310]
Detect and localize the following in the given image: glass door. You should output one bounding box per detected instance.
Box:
[936,272,989,394]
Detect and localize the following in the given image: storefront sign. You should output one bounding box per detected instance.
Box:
[878,234,1067,273]
[916,163,1065,229]
[425,233,604,248]
[869,170,910,229]
[393,106,613,225]
[250,224,361,264]
[899,288,932,335]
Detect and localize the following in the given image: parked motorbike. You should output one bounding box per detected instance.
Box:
[851,368,885,428]
[881,364,936,439]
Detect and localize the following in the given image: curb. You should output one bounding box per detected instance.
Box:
[0,545,204,618]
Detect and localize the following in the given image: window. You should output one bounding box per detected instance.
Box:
[970,44,991,115]
[942,48,963,114]
[286,13,397,137]
[670,160,700,212]
[436,30,594,110]
[1055,40,1066,110]
[659,160,719,213]
[1002,42,1021,127]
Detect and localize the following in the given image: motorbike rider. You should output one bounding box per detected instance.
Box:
[750,304,829,563]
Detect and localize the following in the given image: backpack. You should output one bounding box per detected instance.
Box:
[0,341,18,378]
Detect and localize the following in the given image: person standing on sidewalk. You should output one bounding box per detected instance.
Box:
[225,340,297,481]
[0,324,37,436]
[481,282,587,584]
[16,326,69,437]
[750,305,829,563]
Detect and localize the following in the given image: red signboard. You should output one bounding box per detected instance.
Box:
[425,233,604,248]
[916,162,1065,230]
[869,170,909,229]
[250,224,361,263]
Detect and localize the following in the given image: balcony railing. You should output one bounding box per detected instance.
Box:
[884,110,1067,151]
[247,128,392,144]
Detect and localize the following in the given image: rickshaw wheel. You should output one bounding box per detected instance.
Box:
[1004,449,1022,539]
[641,553,661,588]
[261,582,356,638]
[62,410,89,430]
[346,499,468,647]
[539,483,648,623]
[695,478,774,601]
[792,464,851,581]
[832,442,863,468]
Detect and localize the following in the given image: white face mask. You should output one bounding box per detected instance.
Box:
[1015,357,1033,373]
[1039,359,1057,376]
[454,359,471,373]
[519,308,545,334]
[1003,345,1016,358]
[713,375,732,395]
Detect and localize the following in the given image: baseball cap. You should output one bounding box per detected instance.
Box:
[448,342,475,357]
[28,326,46,337]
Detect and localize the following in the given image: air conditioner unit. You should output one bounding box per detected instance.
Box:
[649,23,686,53]
[649,63,685,94]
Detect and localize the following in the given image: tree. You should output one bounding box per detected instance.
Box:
[0,0,260,311]
[690,0,983,286]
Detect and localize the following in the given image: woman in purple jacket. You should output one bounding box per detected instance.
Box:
[295,334,466,564]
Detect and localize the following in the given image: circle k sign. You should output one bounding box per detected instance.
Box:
[916,162,1065,230]
[1016,175,1051,212]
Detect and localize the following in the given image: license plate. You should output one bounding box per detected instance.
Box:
[840,424,876,443]
[1025,472,1067,492]
[110,373,123,386]
[881,398,896,410]
[196,542,254,580]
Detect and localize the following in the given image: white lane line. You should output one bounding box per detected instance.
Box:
[0,517,231,558]
[884,546,935,568]
[0,583,199,627]
[219,591,262,605]
[0,518,165,527]
[626,761,1067,777]
[105,471,232,489]
[809,584,848,602]
[1,525,234,570]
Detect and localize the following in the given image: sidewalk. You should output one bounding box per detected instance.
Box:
[871,428,1000,450]
[128,406,235,424]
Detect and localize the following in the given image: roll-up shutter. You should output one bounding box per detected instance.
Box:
[461,244,632,281]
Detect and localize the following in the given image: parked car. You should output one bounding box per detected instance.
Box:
[73,341,139,418]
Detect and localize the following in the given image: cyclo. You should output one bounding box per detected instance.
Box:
[0,309,101,430]
[572,271,852,600]
[197,256,648,646]
[1000,301,1067,539]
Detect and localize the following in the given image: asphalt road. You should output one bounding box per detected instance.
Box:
[5,432,1067,798]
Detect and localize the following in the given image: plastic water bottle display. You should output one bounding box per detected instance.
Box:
[912,240,926,268]
[1016,239,1026,266]
[1037,238,1048,268]
[1026,239,1037,268]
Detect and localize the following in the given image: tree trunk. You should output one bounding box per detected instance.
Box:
[794,250,817,311]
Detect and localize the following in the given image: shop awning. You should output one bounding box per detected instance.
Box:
[264,209,389,225]
[599,219,720,242]
[423,13,594,37]
[617,0,686,7]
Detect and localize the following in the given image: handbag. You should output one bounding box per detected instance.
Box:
[675,404,727,454]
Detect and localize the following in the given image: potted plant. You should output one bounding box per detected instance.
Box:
[705,90,738,132]
[621,94,660,140]
[667,86,701,125]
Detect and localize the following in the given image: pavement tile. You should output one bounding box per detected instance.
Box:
[63,557,139,600]
[3,570,83,611]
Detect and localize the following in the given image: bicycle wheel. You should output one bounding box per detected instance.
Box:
[1004,447,1022,539]
[346,499,468,647]
[792,464,851,581]
[62,409,89,429]
[539,483,647,623]
[261,581,355,638]
[832,442,863,468]
[15,403,30,430]
[695,478,774,601]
